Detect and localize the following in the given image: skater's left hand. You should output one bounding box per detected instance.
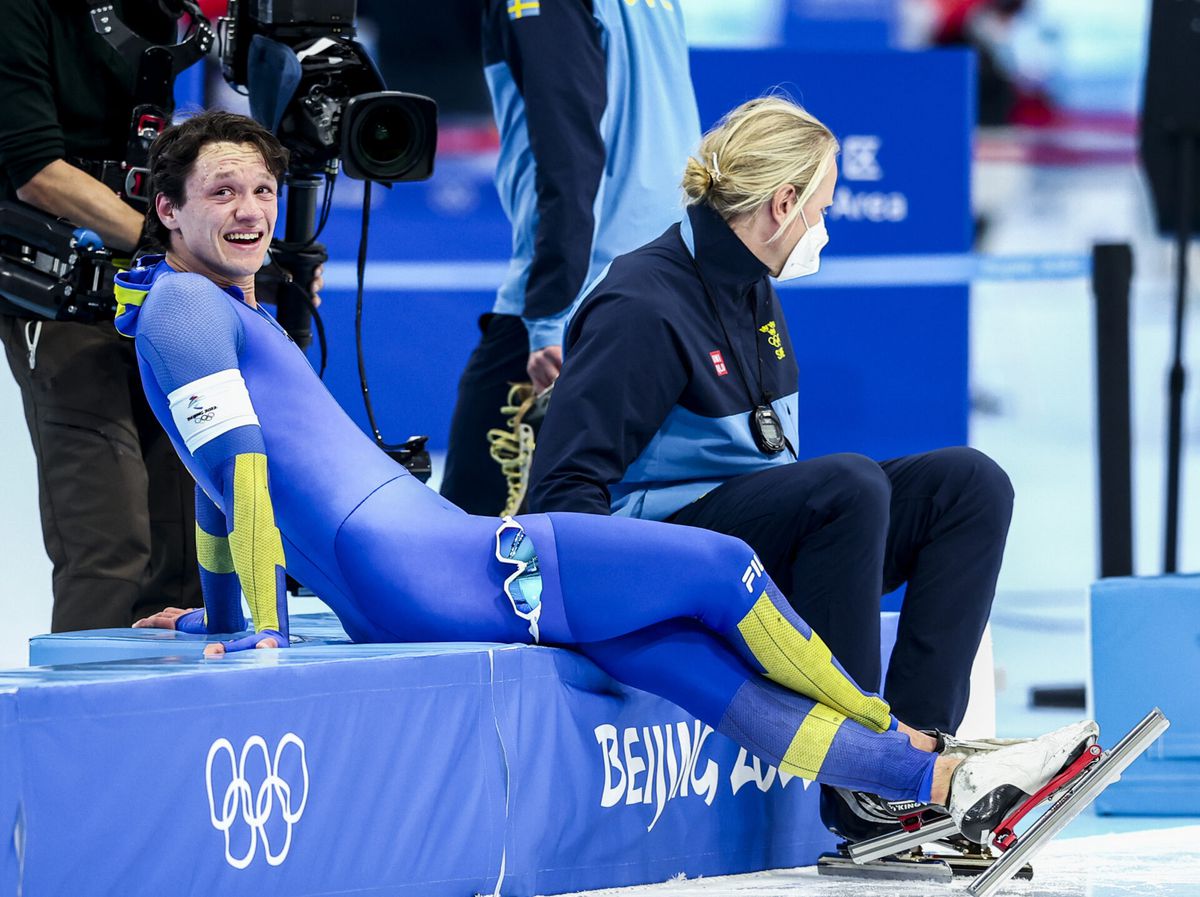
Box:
[203,630,286,657]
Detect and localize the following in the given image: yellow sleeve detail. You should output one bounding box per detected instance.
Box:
[736,592,893,733]
[228,453,286,632]
[195,523,235,575]
[781,704,847,780]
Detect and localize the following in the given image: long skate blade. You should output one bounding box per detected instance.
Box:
[966,707,1170,897]
[937,854,1034,880]
[847,815,959,864]
[818,851,953,882]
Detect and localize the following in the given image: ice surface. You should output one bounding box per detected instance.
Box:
[550,825,1200,896]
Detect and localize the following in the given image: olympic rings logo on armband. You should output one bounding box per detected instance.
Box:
[204,733,310,869]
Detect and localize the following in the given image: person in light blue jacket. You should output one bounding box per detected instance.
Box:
[440,0,701,514]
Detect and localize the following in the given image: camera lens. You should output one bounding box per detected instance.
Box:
[341,92,437,183]
[350,99,423,179]
[360,104,416,167]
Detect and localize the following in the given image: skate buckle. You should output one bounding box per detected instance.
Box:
[899,812,925,833]
[990,743,1102,852]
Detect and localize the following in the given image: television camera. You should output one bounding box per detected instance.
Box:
[218,0,437,183]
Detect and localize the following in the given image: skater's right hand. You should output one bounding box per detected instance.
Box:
[133,607,205,632]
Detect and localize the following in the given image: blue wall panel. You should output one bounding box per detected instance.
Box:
[782,284,970,457]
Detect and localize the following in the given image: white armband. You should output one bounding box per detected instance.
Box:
[167,369,260,453]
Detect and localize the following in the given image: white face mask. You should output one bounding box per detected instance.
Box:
[775,209,828,281]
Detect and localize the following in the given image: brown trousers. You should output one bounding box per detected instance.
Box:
[0,314,200,632]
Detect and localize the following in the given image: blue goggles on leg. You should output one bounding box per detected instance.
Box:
[494,516,543,643]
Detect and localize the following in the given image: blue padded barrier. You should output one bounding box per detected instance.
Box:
[7,615,908,895]
[0,693,19,897]
[1,646,508,896]
[1090,574,1200,815]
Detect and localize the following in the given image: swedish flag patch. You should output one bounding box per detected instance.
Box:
[507,0,540,19]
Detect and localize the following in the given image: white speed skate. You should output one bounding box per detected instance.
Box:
[946,720,1098,844]
[816,733,1037,882]
[844,709,1169,897]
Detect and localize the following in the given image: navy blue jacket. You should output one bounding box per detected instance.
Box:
[482,0,700,349]
[529,203,801,520]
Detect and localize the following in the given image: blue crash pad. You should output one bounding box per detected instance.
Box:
[10,613,906,895]
[6,618,914,896]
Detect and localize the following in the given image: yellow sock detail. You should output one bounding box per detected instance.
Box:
[780,704,846,779]
[195,523,235,574]
[228,453,286,632]
[737,591,892,733]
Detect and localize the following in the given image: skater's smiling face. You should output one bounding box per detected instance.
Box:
[156,141,279,297]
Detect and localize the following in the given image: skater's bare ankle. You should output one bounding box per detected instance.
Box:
[930,755,962,805]
[897,721,938,753]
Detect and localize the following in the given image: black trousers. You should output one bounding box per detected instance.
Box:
[441,313,530,515]
[669,448,1014,732]
[0,314,200,632]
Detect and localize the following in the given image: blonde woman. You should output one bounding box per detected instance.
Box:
[529,96,1015,842]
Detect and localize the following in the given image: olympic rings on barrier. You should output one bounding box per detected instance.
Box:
[205,733,310,869]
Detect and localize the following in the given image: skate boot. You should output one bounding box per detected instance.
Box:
[947,719,1098,844]
[841,711,1168,897]
[818,733,1038,881]
[818,785,977,881]
[820,732,1029,841]
[820,785,939,842]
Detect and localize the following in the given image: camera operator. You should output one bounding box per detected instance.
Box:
[0,0,201,631]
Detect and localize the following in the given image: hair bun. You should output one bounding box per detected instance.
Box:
[682,155,714,200]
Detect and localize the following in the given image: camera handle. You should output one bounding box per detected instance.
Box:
[267,175,328,360]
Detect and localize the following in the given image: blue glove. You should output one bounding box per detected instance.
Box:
[214,629,287,654]
[174,609,209,634]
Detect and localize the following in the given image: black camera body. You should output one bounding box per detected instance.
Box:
[0,202,118,322]
[218,0,436,182]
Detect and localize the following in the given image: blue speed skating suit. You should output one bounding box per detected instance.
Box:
[114,258,937,801]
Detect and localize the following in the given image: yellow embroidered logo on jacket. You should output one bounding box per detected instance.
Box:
[759,321,786,360]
